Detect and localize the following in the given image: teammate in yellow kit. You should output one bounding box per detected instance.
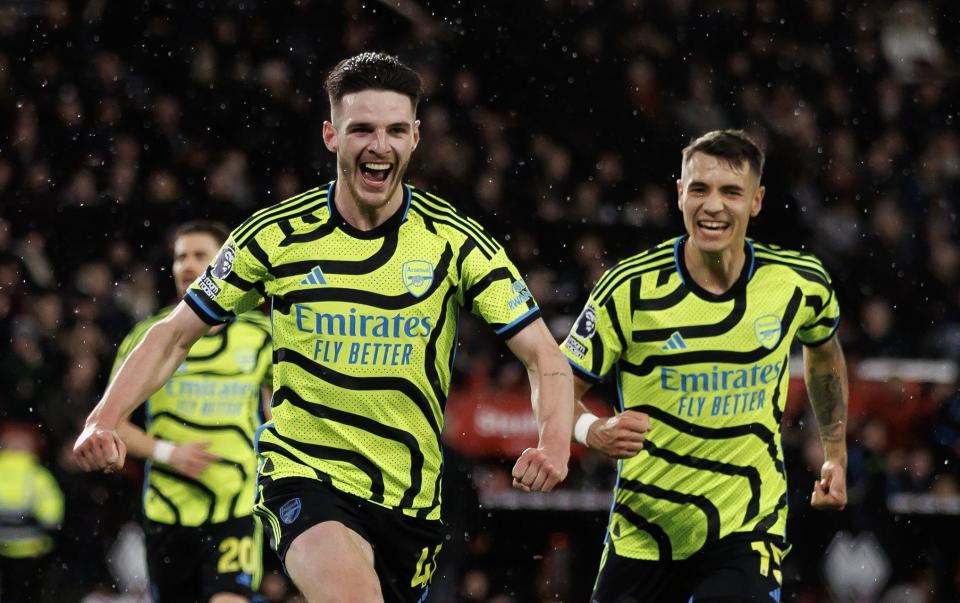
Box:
[75,53,573,603]
[110,221,272,602]
[563,130,848,602]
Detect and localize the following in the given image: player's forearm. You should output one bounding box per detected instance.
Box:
[87,321,192,428]
[803,336,849,466]
[527,350,575,453]
[117,422,158,460]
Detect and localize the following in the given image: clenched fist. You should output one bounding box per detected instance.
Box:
[511,446,569,492]
[73,423,127,474]
[587,410,651,458]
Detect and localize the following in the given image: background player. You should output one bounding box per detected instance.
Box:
[109,221,273,602]
[563,129,848,602]
[73,53,573,603]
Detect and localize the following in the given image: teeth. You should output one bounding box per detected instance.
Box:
[699,221,727,229]
[362,163,391,171]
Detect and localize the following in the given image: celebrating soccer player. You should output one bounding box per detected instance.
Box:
[74,52,573,603]
[562,130,848,602]
[111,221,273,602]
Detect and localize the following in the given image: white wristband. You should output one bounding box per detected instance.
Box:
[574,413,600,446]
[152,440,175,464]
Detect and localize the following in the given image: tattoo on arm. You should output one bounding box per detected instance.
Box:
[805,339,848,459]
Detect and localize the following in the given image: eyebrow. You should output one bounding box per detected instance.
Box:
[686,180,745,192]
[346,121,411,131]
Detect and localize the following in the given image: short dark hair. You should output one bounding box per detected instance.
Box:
[682,129,765,179]
[324,52,422,111]
[173,220,229,246]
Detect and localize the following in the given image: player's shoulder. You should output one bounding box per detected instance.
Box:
[230,184,332,249]
[232,310,272,336]
[405,184,502,259]
[591,236,681,304]
[751,239,832,282]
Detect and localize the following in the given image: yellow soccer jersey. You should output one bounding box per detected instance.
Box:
[562,236,839,560]
[113,307,272,525]
[186,182,539,520]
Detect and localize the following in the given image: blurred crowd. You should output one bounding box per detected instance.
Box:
[1,0,959,601]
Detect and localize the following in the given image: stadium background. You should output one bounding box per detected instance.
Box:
[1,0,958,601]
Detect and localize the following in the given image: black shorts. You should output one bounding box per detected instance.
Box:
[145,516,262,602]
[593,533,785,603]
[255,477,444,603]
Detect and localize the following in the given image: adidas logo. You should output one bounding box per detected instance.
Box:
[300,266,327,286]
[660,331,687,351]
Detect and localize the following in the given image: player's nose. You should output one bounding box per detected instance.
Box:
[369,128,389,154]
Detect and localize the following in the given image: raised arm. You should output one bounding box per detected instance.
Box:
[803,333,849,510]
[73,302,212,473]
[505,319,573,492]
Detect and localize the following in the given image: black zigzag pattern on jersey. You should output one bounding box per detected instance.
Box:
[269,230,399,278]
[275,348,441,437]
[233,188,328,247]
[419,462,443,520]
[150,464,218,523]
[636,404,784,474]
[596,258,677,307]
[753,251,832,288]
[277,218,336,246]
[620,288,802,377]
[216,458,248,518]
[264,428,386,504]
[618,477,720,547]
[272,245,453,313]
[631,280,691,312]
[225,271,267,297]
[632,291,746,342]
[754,493,787,533]
[593,244,676,304]
[256,440,334,485]
[455,238,476,280]
[146,481,181,524]
[424,288,459,412]
[606,298,628,352]
[656,268,672,287]
[770,354,788,425]
[182,328,229,361]
[409,192,499,259]
[273,386,424,509]
[422,288,459,515]
[463,267,513,314]
[642,441,761,524]
[418,191,500,252]
[612,501,673,560]
[152,412,254,447]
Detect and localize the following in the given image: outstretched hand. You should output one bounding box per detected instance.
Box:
[587,410,651,459]
[811,459,847,510]
[73,424,127,474]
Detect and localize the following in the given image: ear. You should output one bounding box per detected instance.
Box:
[751,185,765,217]
[412,119,421,151]
[676,178,684,210]
[322,121,337,153]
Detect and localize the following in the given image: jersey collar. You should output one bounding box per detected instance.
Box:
[326,180,411,240]
[674,235,755,302]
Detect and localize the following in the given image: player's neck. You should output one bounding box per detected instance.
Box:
[334,186,403,231]
[683,238,745,295]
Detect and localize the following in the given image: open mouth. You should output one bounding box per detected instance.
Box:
[697,220,729,233]
[359,162,393,186]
